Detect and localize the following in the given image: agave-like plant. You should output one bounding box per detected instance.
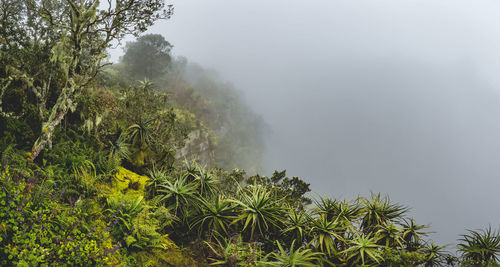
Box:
[423,242,448,267]
[126,118,154,149]
[360,193,408,233]
[400,218,429,251]
[184,160,199,181]
[267,240,324,267]
[335,200,363,231]
[181,161,218,197]
[155,173,199,218]
[313,197,339,221]
[231,185,286,241]
[375,221,404,249]
[342,232,383,266]
[138,78,154,92]
[444,254,458,266]
[147,164,171,196]
[192,164,218,197]
[191,195,237,238]
[307,214,344,257]
[108,130,130,161]
[457,227,500,266]
[283,209,309,244]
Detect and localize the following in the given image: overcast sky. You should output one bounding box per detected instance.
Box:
[114,0,500,244]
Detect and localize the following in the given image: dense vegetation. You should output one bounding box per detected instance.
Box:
[0,0,499,266]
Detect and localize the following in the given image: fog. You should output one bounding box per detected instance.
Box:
[123,0,500,244]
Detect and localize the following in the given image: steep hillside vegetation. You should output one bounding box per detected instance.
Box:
[0,1,499,266]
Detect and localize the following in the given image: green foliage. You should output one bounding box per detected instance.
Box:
[191,195,237,239]
[381,247,427,266]
[267,240,323,267]
[313,197,363,228]
[0,145,36,177]
[187,161,218,197]
[205,235,265,266]
[376,221,404,248]
[109,81,187,170]
[146,164,171,197]
[307,214,344,257]
[0,6,495,266]
[99,35,267,172]
[1,129,496,267]
[400,218,430,251]
[0,113,39,151]
[0,0,174,160]
[0,166,120,266]
[342,233,383,266]
[132,247,196,267]
[458,227,500,266]
[215,168,246,197]
[423,242,449,266]
[282,209,309,244]
[360,193,409,234]
[232,185,286,241]
[249,170,312,209]
[106,197,146,239]
[42,133,99,202]
[154,172,199,219]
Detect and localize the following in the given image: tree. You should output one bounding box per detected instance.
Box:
[121,33,172,80]
[248,170,312,209]
[0,0,173,161]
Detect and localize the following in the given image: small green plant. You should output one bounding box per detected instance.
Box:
[267,240,323,267]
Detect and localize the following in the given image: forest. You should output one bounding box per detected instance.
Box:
[0,0,499,266]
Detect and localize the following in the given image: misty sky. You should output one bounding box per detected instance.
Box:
[113,0,500,244]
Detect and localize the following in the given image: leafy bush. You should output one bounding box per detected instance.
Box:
[0,166,121,266]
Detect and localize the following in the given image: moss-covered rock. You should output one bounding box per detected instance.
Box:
[110,167,149,201]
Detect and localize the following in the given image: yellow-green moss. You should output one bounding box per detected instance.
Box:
[107,167,149,202]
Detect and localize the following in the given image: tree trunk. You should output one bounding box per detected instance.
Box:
[30,108,68,161]
[30,89,74,162]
